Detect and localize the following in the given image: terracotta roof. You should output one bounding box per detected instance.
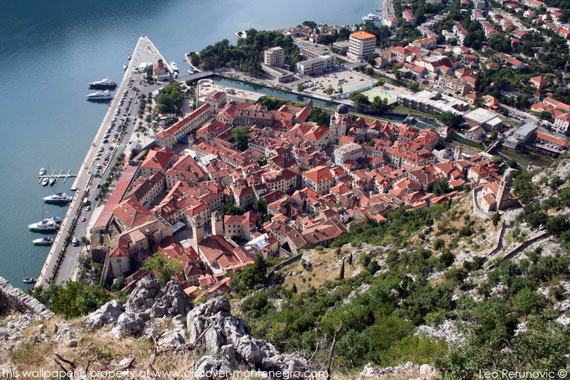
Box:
[113,197,153,229]
[303,165,333,184]
[350,31,376,40]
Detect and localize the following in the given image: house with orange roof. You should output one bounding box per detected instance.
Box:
[224,211,261,241]
[197,235,253,279]
[155,103,213,148]
[302,166,335,194]
[554,113,570,132]
[140,148,177,177]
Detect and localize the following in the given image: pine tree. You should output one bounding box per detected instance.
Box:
[338,260,345,280]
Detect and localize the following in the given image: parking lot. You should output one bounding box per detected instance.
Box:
[298,68,376,97]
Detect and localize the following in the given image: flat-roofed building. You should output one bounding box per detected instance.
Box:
[347,31,377,61]
[464,108,503,131]
[264,47,285,67]
[296,55,336,76]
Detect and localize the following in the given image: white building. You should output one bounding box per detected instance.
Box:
[334,142,365,166]
[296,55,336,76]
[264,47,285,67]
[347,31,377,61]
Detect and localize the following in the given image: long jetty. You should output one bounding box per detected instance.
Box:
[36,36,165,288]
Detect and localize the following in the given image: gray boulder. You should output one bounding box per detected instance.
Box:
[195,355,235,380]
[111,312,144,338]
[187,296,310,378]
[126,277,190,321]
[84,300,124,329]
[125,276,163,320]
[157,316,186,349]
[152,281,191,318]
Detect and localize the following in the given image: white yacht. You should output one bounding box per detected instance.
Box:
[33,237,53,246]
[86,90,113,101]
[43,192,73,204]
[170,61,179,72]
[41,177,49,186]
[28,219,59,231]
[39,168,46,176]
[362,13,382,23]
[88,78,117,88]
[47,216,62,224]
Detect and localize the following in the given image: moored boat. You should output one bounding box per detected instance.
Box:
[42,192,73,204]
[33,237,53,245]
[86,90,113,102]
[88,78,117,88]
[28,218,60,231]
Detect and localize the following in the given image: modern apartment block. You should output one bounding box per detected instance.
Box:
[296,55,335,75]
[264,47,285,67]
[347,31,377,61]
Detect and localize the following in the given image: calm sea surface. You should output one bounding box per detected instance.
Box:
[0,0,374,286]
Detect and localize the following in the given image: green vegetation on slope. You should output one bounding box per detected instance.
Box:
[190,29,302,75]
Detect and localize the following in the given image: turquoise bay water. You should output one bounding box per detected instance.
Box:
[0,0,373,286]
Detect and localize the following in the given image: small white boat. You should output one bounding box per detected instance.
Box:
[49,176,56,186]
[86,90,113,101]
[22,277,37,284]
[39,168,47,176]
[41,178,49,186]
[33,237,53,245]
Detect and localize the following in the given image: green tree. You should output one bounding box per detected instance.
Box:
[432,179,450,195]
[231,254,268,294]
[221,203,246,217]
[309,107,330,126]
[326,86,334,96]
[232,126,251,151]
[302,21,317,28]
[372,96,390,114]
[155,82,183,114]
[438,112,463,129]
[28,281,110,319]
[350,92,371,112]
[142,252,184,285]
[512,287,543,315]
[338,260,345,280]
[297,83,305,92]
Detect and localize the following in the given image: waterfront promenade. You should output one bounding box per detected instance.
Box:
[37,36,169,288]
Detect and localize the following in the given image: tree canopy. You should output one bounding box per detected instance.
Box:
[155,82,183,114]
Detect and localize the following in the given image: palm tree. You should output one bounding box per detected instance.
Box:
[80,236,90,248]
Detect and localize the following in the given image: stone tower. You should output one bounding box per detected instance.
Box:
[454,145,462,160]
[189,215,205,251]
[307,98,313,111]
[330,104,350,143]
[211,211,224,235]
[496,169,514,211]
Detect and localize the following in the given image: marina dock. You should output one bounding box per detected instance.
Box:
[38,169,76,185]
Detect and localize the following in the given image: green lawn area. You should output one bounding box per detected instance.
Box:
[392,105,434,118]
